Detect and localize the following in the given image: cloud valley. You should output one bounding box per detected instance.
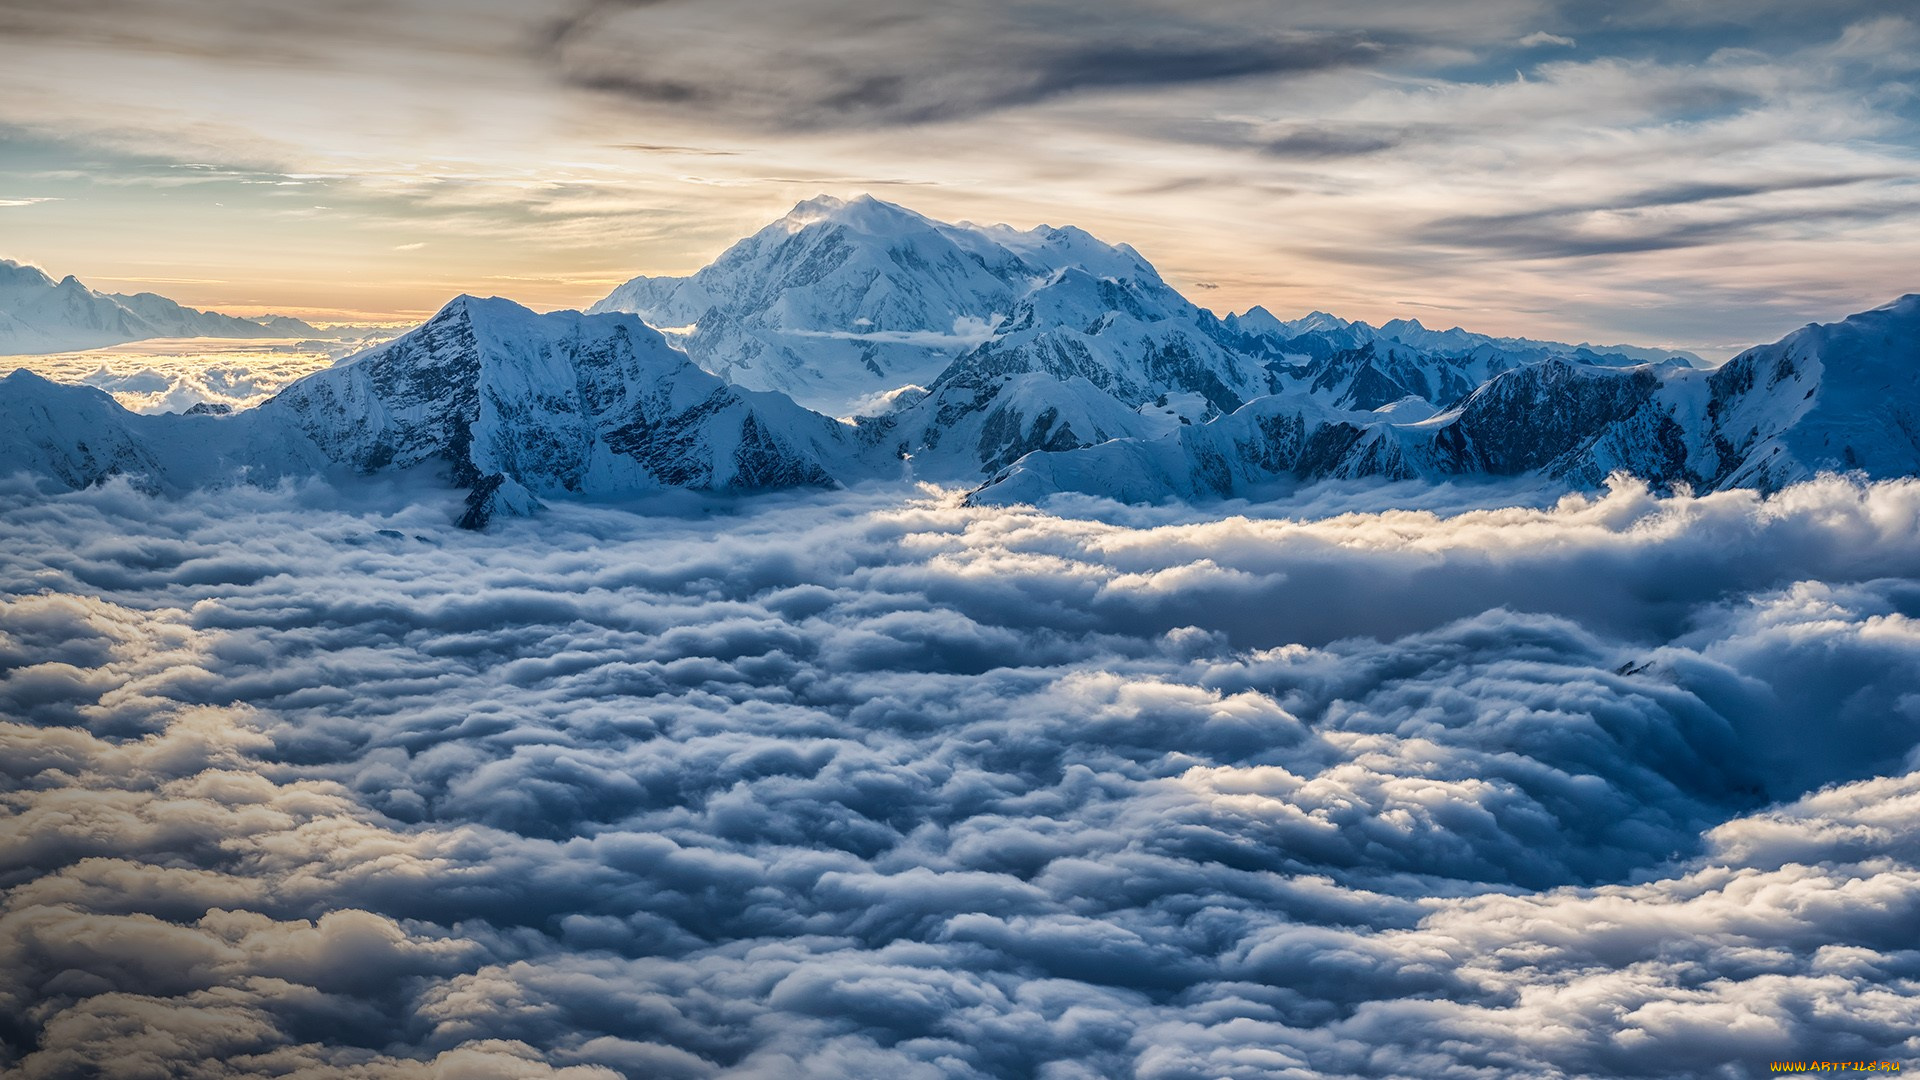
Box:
[4,474,1919,1077]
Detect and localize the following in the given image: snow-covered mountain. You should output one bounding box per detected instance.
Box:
[0,259,321,354]
[1542,294,1920,490]
[593,195,1308,479]
[594,197,1701,456]
[973,296,1920,504]
[271,296,870,525]
[590,195,1165,415]
[2,197,1913,521]
[0,368,326,493]
[867,265,1273,479]
[2,297,876,526]
[1217,305,1700,417]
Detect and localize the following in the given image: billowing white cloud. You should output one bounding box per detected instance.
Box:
[2,475,1918,1075]
[5,338,392,414]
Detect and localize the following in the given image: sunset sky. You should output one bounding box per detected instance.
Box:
[1,0,1916,352]
[10,7,1920,1078]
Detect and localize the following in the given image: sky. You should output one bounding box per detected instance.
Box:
[0,0,1917,350]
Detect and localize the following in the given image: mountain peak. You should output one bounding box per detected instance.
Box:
[780,193,932,236]
[429,293,540,327]
[1291,310,1353,333]
[0,258,56,288]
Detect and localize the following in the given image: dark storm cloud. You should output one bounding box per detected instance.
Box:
[6,0,1910,132]
[0,0,1398,130]
[546,0,1392,128]
[1258,124,1410,159]
[3,475,1920,1075]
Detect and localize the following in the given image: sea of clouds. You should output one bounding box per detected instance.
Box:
[3,474,1919,1078]
[7,336,390,414]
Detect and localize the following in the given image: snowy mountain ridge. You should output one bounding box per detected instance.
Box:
[974,295,1920,504]
[0,258,322,355]
[1222,304,1700,366]
[1,197,1914,522]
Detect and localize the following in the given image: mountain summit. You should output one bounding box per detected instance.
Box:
[589,195,1160,415]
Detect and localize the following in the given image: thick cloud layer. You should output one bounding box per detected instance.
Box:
[5,338,381,414]
[3,475,1919,1077]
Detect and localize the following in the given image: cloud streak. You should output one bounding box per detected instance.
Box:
[547,0,1393,128]
[1416,173,1920,259]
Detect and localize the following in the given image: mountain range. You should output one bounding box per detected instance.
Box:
[2,195,1914,524]
[0,258,322,354]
